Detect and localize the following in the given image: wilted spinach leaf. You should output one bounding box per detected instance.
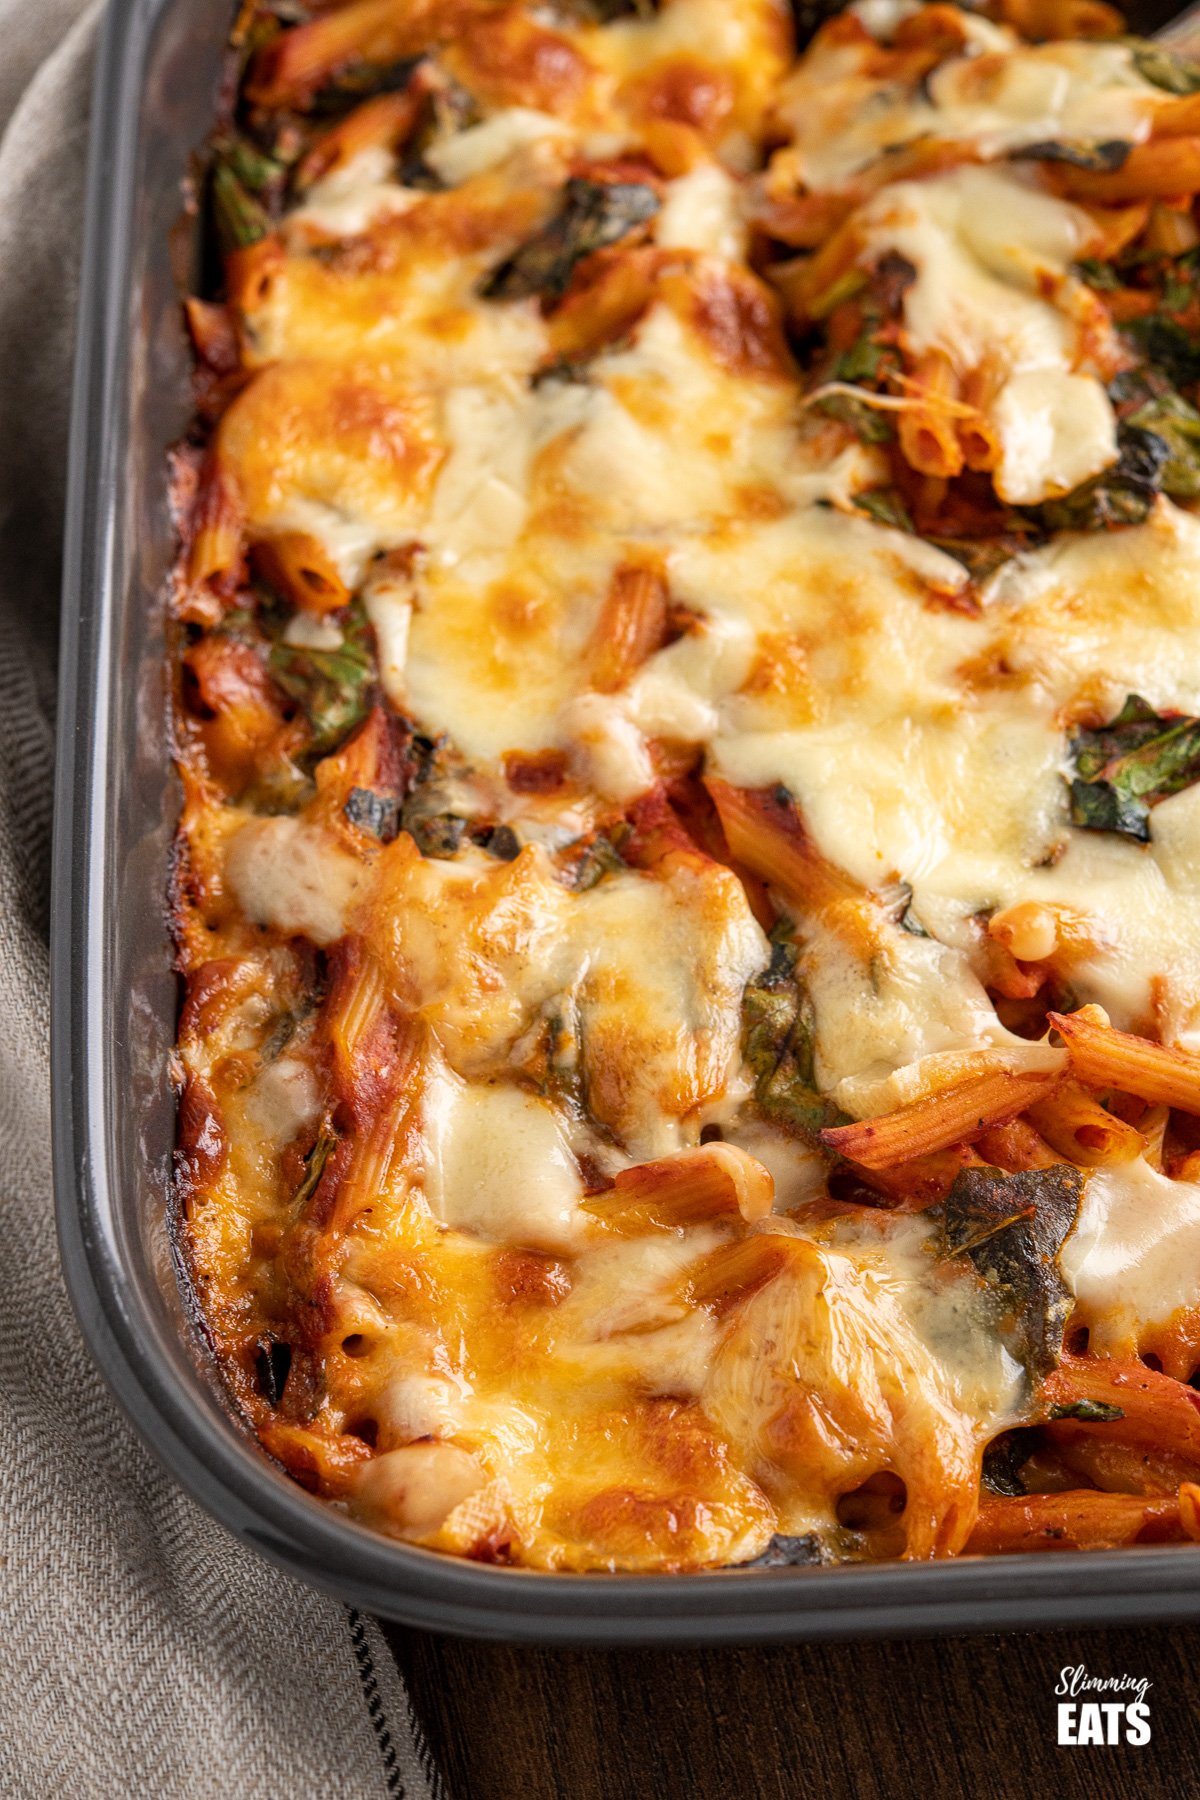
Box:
[268,601,375,757]
[741,1532,826,1568]
[853,488,914,533]
[1068,693,1200,842]
[939,1164,1084,1386]
[814,391,895,444]
[254,1336,293,1407]
[406,812,466,857]
[292,1130,336,1215]
[1036,423,1168,532]
[1122,315,1200,392]
[482,823,521,861]
[398,733,473,857]
[981,1427,1040,1496]
[344,785,401,841]
[568,831,626,890]
[1072,257,1122,291]
[1123,387,1200,500]
[211,158,271,252]
[1048,1398,1125,1422]
[481,177,660,302]
[743,926,845,1142]
[1131,41,1200,95]
[924,533,1027,586]
[309,55,423,116]
[1010,138,1131,170]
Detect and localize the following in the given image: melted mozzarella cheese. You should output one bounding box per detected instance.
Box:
[226,818,368,944]
[287,147,422,237]
[360,843,769,1157]
[1062,1160,1200,1357]
[655,162,748,260]
[801,916,1065,1118]
[422,1068,589,1252]
[777,30,1160,191]
[703,1215,1022,1550]
[423,107,573,185]
[240,1055,322,1144]
[857,166,1116,502]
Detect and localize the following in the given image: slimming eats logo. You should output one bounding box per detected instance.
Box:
[1056,1666,1152,1745]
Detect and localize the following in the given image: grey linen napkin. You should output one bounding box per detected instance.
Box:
[0,5,445,1796]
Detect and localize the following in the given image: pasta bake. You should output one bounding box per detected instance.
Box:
[174,0,1200,1569]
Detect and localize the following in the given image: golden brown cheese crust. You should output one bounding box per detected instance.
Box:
[174,0,1200,1568]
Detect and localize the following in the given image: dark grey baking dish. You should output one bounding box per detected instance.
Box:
[52,0,1200,1642]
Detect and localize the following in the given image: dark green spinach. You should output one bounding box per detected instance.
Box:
[1068,693,1200,842]
[482,178,660,303]
[1131,41,1200,95]
[1036,424,1168,533]
[268,601,375,757]
[743,926,845,1142]
[939,1164,1084,1387]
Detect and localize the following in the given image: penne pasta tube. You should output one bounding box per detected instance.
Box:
[898,349,965,479]
[187,456,243,590]
[1078,199,1151,259]
[546,245,664,362]
[687,1230,812,1316]
[1025,1081,1144,1168]
[973,1118,1061,1171]
[956,367,1002,473]
[588,562,669,694]
[1042,1354,1200,1463]
[584,1144,775,1230]
[1149,94,1200,142]
[820,1067,1061,1170]
[965,1490,1184,1555]
[251,531,351,615]
[1049,136,1200,203]
[296,87,429,191]
[247,0,427,109]
[1139,1104,1169,1172]
[325,939,388,1100]
[1049,1009,1200,1115]
[704,779,863,912]
[996,0,1124,40]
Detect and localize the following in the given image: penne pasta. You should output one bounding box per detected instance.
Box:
[588,562,669,694]
[1049,1010,1200,1115]
[687,1231,811,1317]
[898,349,965,479]
[172,0,1200,1576]
[187,456,243,592]
[973,1119,1061,1172]
[965,1490,1185,1554]
[295,86,429,191]
[1048,136,1200,203]
[704,779,863,913]
[251,532,351,615]
[1026,1081,1144,1167]
[246,0,432,110]
[1042,1355,1200,1463]
[820,1067,1062,1170]
[584,1144,775,1230]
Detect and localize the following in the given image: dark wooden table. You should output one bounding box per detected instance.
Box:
[386,1618,1200,1798]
